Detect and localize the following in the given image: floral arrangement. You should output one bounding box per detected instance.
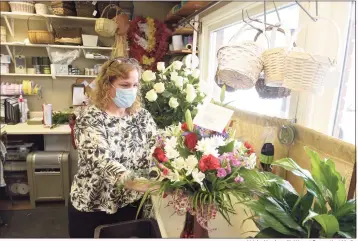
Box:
[138,111,257,230]
[128,16,171,70]
[140,61,205,129]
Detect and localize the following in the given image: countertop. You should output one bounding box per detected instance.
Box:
[0,123,71,135]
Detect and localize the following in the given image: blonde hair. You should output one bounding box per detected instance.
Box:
[90,59,142,114]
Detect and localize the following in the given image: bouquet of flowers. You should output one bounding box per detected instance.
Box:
[138,110,257,232]
[140,61,205,129]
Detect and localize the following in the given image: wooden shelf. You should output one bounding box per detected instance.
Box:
[165,1,212,23]
[167,50,199,55]
[0,11,97,22]
[1,74,96,78]
[1,42,112,50]
[172,28,194,36]
[1,73,52,77]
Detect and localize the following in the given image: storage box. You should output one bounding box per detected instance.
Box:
[0,54,11,64]
[82,34,98,47]
[1,64,9,74]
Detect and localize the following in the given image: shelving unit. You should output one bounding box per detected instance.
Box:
[167,50,199,55]
[171,28,194,36]
[1,73,97,79]
[1,42,112,50]
[0,11,97,22]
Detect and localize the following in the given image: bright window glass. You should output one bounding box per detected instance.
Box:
[333,4,355,144]
[210,4,299,118]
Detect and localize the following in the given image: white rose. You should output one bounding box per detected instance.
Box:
[153,82,165,93]
[145,89,158,102]
[169,97,179,109]
[183,77,189,84]
[170,71,178,81]
[183,69,192,77]
[174,76,184,88]
[191,69,200,79]
[142,70,156,82]
[172,61,183,70]
[157,62,165,72]
[185,84,197,103]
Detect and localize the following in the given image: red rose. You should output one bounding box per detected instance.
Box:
[199,155,220,172]
[162,168,169,176]
[244,141,254,155]
[184,133,198,151]
[181,123,188,131]
[153,147,168,162]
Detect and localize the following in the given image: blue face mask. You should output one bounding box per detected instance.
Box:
[111,86,138,109]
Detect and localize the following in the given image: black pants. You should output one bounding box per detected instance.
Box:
[68,200,143,238]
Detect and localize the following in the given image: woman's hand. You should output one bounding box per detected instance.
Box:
[124,180,160,193]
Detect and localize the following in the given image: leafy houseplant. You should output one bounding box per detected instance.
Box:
[140,61,205,129]
[240,146,356,238]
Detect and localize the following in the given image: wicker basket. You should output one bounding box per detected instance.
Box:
[27,17,54,44]
[75,1,96,18]
[0,1,10,12]
[51,1,76,16]
[35,3,49,15]
[9,2,34,13]
[283,18,340,93]
[216,23,266,90]
[214,71,237,92]
[54,26,82,45]
[95,4,120,37]
[255,75,291,99]
[254,26,295,87]
[98,1,120,19]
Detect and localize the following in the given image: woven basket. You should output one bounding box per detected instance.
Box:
[255,75,291,99]
[27,17,54,44]
[283,18,341,93]
[98,1,120,19]
[216,24,266,90]
[35,3,49,15]
[51,1,76,16]
[214,71,237,92]
[254,26,295,87]
[54,26,82,45]
[95,4,120,37]
[9,2,34,13]
[75,1,96,18]
[0,1,10,12]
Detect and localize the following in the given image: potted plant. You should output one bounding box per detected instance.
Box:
[239,147,356,238]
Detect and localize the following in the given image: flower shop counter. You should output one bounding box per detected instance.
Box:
[151,195,259,238]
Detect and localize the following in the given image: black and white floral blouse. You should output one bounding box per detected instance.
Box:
[70,105,157,214]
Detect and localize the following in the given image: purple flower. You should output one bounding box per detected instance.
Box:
[226,161,232,174]
[216,168,227,178]
[231,159,241,167]
[234,176,244,183]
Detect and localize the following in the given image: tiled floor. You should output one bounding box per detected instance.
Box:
[0,202,69,238]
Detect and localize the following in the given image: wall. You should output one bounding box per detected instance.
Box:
[0,1,175,112]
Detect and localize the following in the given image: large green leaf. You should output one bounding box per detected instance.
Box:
[272,158,326,212]
[337,231,353,238]
[246,201,298,236]
[218,140,235,154]
[303,211,339,238]
[255,228,293,238]
[261,197,306,234]
[304,147,346,211]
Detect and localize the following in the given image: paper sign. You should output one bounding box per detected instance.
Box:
[193,103,234,133]
[81,80,89,86]
[72,86,86,105]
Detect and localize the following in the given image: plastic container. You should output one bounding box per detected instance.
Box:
[82,34,98,47]
[94,219,162,238]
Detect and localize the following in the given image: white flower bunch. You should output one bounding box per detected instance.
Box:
[140,60,206,129]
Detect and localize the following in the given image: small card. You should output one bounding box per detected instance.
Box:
[193,103,234,133]
[81,80,89,87]
[89,81,96,89]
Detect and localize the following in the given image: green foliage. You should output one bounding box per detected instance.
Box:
[242,147,356,238]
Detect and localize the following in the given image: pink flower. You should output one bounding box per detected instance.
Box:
[163,168,169,176]
[234,176,244,183]
[216,168,227,178]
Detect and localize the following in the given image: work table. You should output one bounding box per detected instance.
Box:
[0,123,71,135]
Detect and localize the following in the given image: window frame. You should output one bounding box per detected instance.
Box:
[198,1,353,140]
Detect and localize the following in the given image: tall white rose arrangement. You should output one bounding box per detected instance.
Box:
[140,61,205,129]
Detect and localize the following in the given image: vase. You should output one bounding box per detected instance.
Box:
[261,163,272,172]
[180,212,209,238]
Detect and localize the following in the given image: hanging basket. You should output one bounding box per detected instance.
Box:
[255,75,291,99]
[27,16,54,44]
[283,18,341,93]
[95,4,120,37]
[216,23,266,90]
[254,26,296,87]
[214,70,237,92]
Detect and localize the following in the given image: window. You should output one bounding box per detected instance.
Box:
[333,4,355,144]
[208,4,299,118]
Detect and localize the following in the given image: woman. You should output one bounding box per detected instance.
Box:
[68,58,157,238]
